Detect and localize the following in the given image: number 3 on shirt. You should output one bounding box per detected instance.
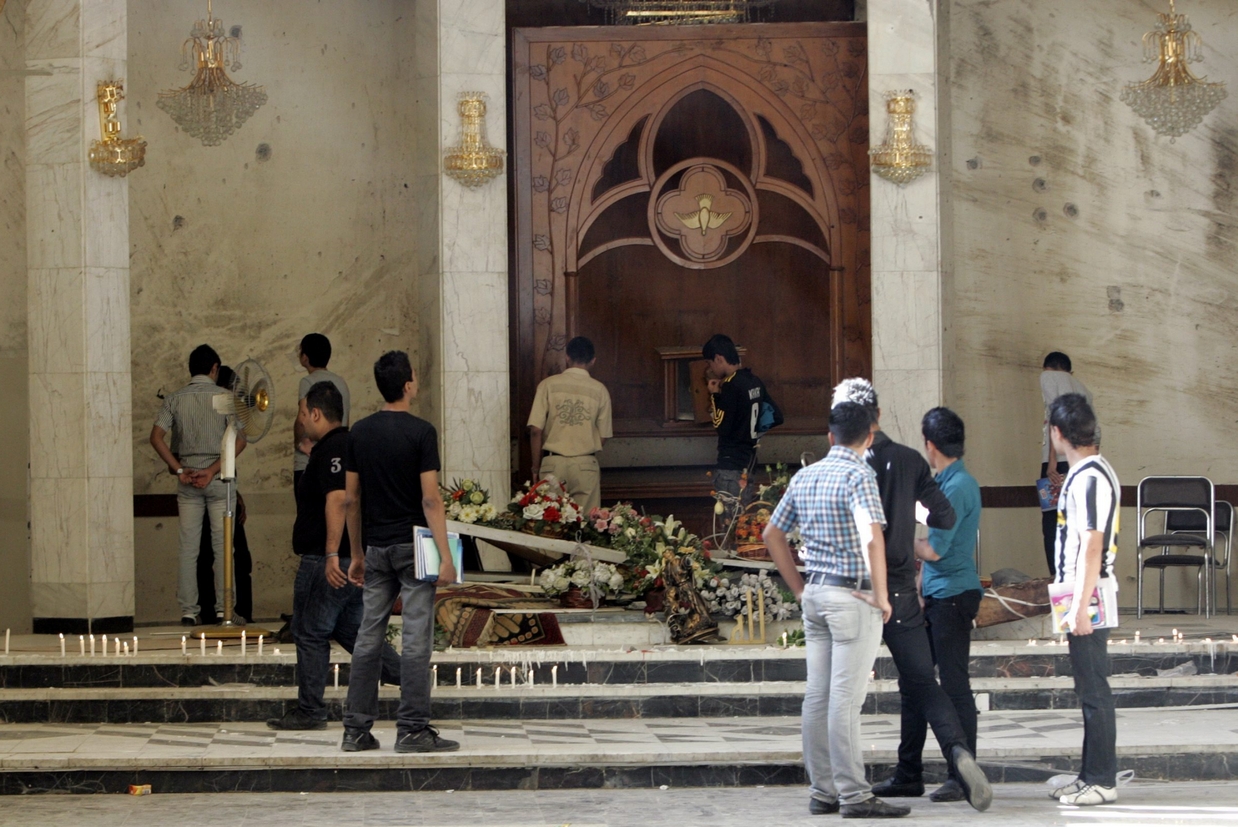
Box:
[331,457,342,474]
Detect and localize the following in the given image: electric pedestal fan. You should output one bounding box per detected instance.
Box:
[194,358,274,639]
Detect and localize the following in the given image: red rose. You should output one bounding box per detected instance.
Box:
[453,490,464,501]
[544,506,561,522]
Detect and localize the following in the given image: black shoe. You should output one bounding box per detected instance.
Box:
[341,729,380,752]
[951,745,993,812]
[809,798,840,815]
[267,710,328,731]
[929,778,967,803]
[840,798,911,819]
[394,725,460,753]
[871,776,925,798]
[181,615,199,627]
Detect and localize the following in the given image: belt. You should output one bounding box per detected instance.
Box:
[806,572,872,590]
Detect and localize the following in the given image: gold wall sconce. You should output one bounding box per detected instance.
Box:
[869,90,933,186]
[88,80,146,178]
[444,92,505,188]
[1120,0,1226,140]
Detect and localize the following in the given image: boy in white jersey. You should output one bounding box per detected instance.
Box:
[1048,393,1119,807]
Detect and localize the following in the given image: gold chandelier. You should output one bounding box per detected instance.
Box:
[1120,0,1226,140]
[869,91,933,186]
[581,0,779,25]
[89,81,146,178]
[443,93,505,188]
[157,0,267,146]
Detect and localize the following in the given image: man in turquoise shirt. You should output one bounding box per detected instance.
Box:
[899,407,984,802]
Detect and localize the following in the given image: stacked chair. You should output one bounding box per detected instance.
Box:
[1136,476,1232,618]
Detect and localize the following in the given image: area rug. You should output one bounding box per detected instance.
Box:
[434,584,566,647]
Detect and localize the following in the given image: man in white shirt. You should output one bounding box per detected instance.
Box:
[1047,393,1119,807]
[1039,352,1095,576]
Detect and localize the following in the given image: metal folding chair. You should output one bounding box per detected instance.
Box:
[1136,476,1215,618]
[1165,500,1232,616]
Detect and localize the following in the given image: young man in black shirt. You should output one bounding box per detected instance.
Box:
[267,382,400,731]
[341,351,458,754]
[832,378,992,812]
[704,333,776,523]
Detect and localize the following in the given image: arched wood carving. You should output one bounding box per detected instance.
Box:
[513,23,870,447]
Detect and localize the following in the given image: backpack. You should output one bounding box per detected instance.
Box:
[754,382,784,436]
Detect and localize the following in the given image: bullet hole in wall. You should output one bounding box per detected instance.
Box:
[1033,178,1047,192]
[1107,286,1124,312]
[256,143,272,162]
[1033,207,1047,223]
[172,215,185,231]
[1064,203,1079,218]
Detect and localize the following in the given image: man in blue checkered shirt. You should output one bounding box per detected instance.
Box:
[764,402,906,819]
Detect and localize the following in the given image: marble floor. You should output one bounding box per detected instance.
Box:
[3,782,1238,827]
[1,706,1235,769]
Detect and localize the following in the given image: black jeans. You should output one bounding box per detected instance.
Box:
[884,589,970,780]
[1041,461,1069,577]
[292,555,401,720]
[1069,628,1117,787]
[897,589,983,780]
[198,516,253,623]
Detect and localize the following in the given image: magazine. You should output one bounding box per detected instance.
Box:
[1036,476,1062,512]
[414,526,464,584]
[1048,578,1118,633]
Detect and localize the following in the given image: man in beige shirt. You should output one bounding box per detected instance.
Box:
[528,337,613,513]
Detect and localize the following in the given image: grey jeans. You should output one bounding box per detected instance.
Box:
[801,583,884,806]
[177,478,226,618]
[343,542,436,735]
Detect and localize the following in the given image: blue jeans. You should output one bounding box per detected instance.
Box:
[177,478,227,618]
[292,555,401,719]
[343,543,437,735]
[801,584,885,806]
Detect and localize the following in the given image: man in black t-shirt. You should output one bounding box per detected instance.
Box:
[704,334,776,525]
[341,351,459,754]
[267,382,400,731]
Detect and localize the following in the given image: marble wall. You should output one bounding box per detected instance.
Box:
[947,0,1238,604]
[0,0,31,632]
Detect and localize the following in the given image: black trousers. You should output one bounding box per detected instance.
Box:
[897,589,983,780]
[198,517,253,623]
[1069,629,1117,787]
[884,590,970,780]
[1041,461,1069,577]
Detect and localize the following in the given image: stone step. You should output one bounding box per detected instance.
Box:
[0,706,1233,794]
[0,673,1234,724]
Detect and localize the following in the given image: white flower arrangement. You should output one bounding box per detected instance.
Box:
[697,570,800,621]
[538,559,625,598]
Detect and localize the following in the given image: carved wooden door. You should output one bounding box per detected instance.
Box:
[512,23,870,469]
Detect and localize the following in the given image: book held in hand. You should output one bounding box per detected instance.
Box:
[1036,476,1062,512]
[414,526,464,584]
[1049,578,1118,633]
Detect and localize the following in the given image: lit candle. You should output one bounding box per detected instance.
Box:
[529,668,535,687]
[59,634,65,657]
[102,634,108,655]
[181,636,187,656]
[200,634,206,656]
[216,640,223,656]
[114,638,120,656]
[1135,631,1142,644]
[123,642,129,657]
[510,666,517,688]
[495,667,501,690]
[1157,638,1165,645]
[552,664,558,687]
[258,635,264,656]
[1173,628,1179,639]
[1028,639,1037,646]
[90,634,96,656]
[241,631,246,656]
[273,647,281,655]
[456,667,462,687]
[133,637,138,656]
[333,664,340,689]
[79,635,85,656]
[782,631,788,647]
[476,667,482,687]
[432,665,438,686]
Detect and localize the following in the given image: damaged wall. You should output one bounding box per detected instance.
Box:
[949,0,1238,605]
[127,1,420,622]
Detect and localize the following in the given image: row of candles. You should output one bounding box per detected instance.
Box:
[1026,629,1234,646]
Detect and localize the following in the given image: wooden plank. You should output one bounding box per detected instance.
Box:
[445,520,626,564]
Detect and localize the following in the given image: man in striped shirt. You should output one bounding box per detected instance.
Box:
[150,344,246,625]
[1048,393,1120,807]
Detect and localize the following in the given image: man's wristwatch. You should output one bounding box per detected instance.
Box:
[172,467,185,476]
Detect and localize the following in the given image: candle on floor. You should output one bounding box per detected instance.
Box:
[333,664,340,689]
[123,642,129,657]
[476,668,482,687]
[495,667,501,690]
[781,631,788,648]
[1135,631,1141,644]
[181,636,187,656]
[216,640,223,656]
[200,634,206,656]
[59,634,65,657]
[456,668,462,688]
[1157,638,1165,645]
[510,666,517,688]
[552,664,558,687]
[241,630,247,656]
[273,648,281,655]
[90,634,96,656]
[114,638,120,656]
[529,668,535,687]
[258,635,264,656]
[102,634,108,655]
[1028,639,1037,646]
[133,637,138,656]
[79,635,85,656]
[432,665,438,685]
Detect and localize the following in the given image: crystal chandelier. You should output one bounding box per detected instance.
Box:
[869,91,933,186]
[443,93,506,188]
[157,0,267,146]
[580,0,779,25]
[1120,0,1226,140]
[89,81,146,178]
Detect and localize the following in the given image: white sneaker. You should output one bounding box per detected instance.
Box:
[1049,778,1085,800]
[1059,784,1117,807]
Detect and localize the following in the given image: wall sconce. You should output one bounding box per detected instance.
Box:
[89,80,146,177]
[869,90,932,186]
[444,92,505,188]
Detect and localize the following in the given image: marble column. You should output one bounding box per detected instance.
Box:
[866,0,948,446]
[416,1,511,523]
[26,0,134,633]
